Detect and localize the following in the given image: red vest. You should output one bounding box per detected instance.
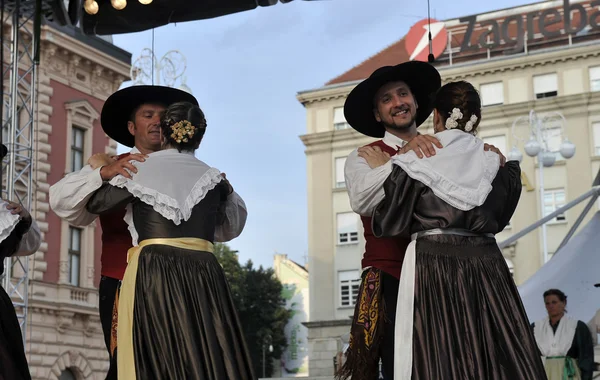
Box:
[98,153,133,280]
[359,140,410,280]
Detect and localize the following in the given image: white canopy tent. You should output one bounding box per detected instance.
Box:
[517,211,600,336]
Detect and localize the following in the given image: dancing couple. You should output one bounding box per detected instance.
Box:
[338,61,547,380]
[50,86,255,379]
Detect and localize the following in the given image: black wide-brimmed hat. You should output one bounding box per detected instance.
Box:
[344,61,441,138]
[101,85,199,148]
[1,144,6,158]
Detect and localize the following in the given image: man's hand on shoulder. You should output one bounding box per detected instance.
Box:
[99,153,147,181]
[398,134,443,158]
[88,153,115,169]
[358,146,391,169]
[220,173,234,195]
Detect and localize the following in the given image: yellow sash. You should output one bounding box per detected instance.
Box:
[117,238,214,380]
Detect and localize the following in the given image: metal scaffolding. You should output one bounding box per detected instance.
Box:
[0,0,44,346]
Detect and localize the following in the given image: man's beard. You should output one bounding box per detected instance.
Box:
[382,113,417,131]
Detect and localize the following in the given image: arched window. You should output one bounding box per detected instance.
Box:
[58,368,77,380]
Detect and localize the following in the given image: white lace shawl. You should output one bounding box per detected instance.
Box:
[0,199,20,243]
[390,129,500,211]
[109,149,224,245]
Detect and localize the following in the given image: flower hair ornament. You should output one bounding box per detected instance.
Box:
[445,107,463,129]
[170,120,196,143]
[464,114,478,132]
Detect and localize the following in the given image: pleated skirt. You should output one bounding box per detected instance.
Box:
[411,235,547,380]
[0,286,31,380]
[131,245,256,380]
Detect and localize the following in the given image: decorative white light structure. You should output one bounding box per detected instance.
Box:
[509,110,575,264]
[84,0,153,15]
[130,48,192,93]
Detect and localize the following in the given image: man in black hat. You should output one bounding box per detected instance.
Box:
[49,86,247,379]
[337,62,504,380]
[0,144,41,380]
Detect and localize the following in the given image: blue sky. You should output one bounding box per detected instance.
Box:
[112,0,526,269]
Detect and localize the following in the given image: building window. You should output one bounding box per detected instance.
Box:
[590,66,600,92]
[480,82,504,106]
[339,270,360,307]
[543,189,566,223]
[533,73,558,99]
[337,212,358,244]
[68,227,82,287]
[333,107,350,130]
[593,122,600,156]
[71,126,85,172]
[335,157,346,188]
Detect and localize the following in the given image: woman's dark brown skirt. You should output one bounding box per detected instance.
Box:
[411,235,547,380]
[131,246,256,380]
[0,286,31,380]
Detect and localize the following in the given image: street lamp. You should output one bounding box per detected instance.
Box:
[508,110,575,264]
[262,335,273,378]
[130,48,192,93]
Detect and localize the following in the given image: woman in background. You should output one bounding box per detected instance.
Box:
[532,288,594,380]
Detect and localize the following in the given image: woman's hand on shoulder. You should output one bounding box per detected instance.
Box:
[5,200,31,223]
[400,134,443,158]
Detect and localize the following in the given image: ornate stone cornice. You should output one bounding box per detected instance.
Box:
[65,99,101,124]
[441,43,600,81]
[480,91,600,126]
[300,128,374,153]
[40,25,130,100]
[296,82,357,106]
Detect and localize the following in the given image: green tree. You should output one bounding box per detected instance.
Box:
[214,243,292,378]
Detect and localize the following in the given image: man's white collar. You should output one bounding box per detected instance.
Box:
[382,131,408,149]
